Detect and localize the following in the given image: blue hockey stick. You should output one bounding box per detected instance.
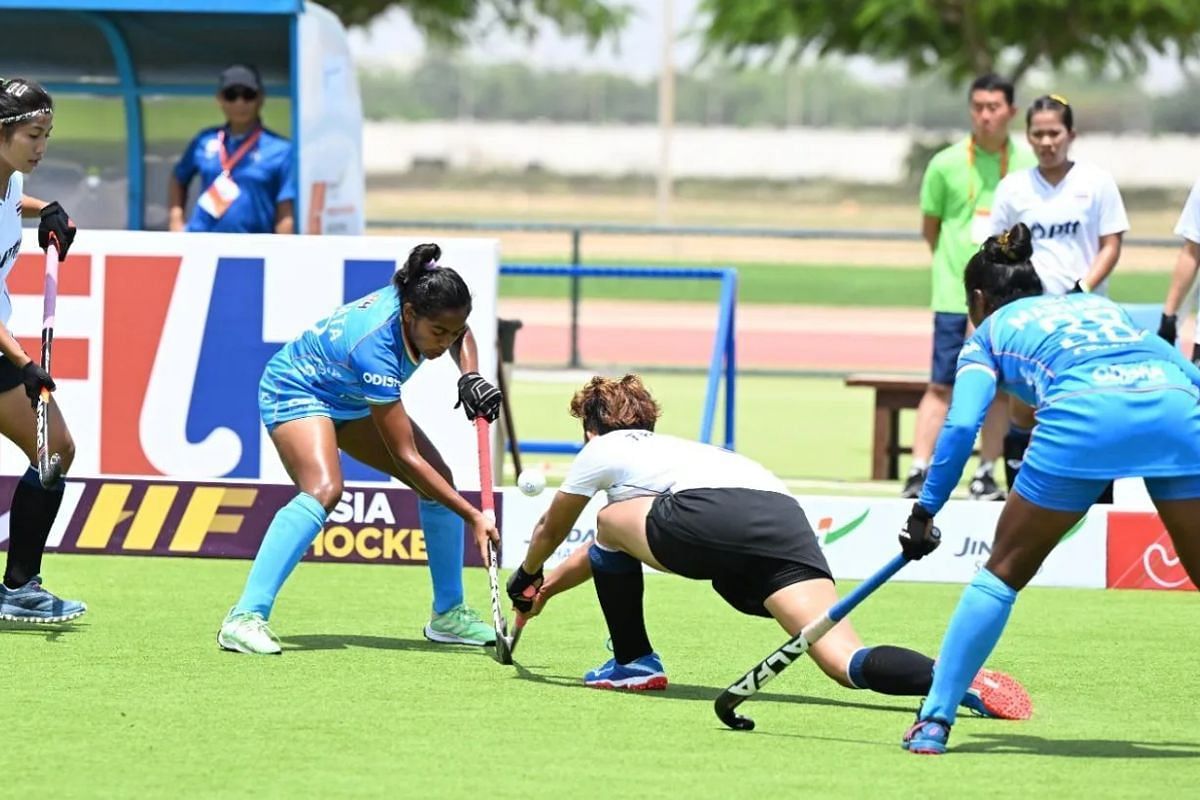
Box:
[714,551,913,731]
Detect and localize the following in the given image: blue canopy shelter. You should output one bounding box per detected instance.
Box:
[0,0,304,230]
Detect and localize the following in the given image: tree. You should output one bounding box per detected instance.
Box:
[321,0,629,46]
[698,0,1200,85]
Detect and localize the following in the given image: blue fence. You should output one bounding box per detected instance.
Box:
[501,264,738,454]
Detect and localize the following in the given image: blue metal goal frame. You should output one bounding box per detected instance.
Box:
[500,264,738,454]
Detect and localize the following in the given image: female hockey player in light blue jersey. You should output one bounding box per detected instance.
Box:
[217,243,503,654]
[902,223,1200,754]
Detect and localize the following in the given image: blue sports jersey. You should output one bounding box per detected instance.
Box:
[920,293,1200,513]
[173,125,296,234]
[259,287,422,427]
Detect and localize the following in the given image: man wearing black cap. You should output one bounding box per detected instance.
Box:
[168,64,296,234]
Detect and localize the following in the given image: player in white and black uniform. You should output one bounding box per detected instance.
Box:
[505,375,1031,721]
[989,94,1129,296]
[1156,176,1200,365]
[0,79,82,623]
[989,94,1130,498]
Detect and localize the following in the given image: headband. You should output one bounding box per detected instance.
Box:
[0,107,51,125]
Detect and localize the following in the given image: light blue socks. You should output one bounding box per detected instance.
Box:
[235,492,327,618]
[920,568,1018,724]
[419,497,465,615]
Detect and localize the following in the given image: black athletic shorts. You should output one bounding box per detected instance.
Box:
[644,487,833,618]
[0,355,24,394]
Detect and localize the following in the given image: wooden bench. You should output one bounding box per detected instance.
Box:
[844,373,927,481]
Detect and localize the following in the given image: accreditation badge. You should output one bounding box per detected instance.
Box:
[971,209,992,244]
[197,171,241,219]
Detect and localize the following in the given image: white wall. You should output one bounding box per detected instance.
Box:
[364,121,1200,189]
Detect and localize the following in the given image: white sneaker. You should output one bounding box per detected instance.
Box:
[217,607,282,655]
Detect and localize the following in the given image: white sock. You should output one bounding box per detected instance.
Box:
[910,459,929,471]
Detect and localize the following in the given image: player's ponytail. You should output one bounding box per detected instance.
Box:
[0,78,53,140]
[965,223,1043,312]
[393,242,472,317]
[570,374,662,436]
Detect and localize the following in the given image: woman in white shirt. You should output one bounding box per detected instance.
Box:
[990,94,1129,295]
[989,95,1130,498]
[504,374,1030,722]
[0,78,83,623]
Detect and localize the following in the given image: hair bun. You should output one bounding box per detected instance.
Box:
[404,242,442,273]
[983,223,1033,265]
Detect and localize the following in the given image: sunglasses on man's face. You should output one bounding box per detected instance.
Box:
[222,87,259,102]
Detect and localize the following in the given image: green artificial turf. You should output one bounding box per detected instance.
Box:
[9,555,1199,798]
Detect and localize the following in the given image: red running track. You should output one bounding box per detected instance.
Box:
[501,299,933,373]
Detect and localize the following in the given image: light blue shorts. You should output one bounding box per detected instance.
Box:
[258,370,370,433]
[1015,462,1200,512]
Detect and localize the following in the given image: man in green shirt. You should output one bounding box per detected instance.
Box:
[903,74,1037,501]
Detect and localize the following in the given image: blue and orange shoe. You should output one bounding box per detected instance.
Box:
[960,668,1033,720]
[902,717,951,755]
[584,652,668,691]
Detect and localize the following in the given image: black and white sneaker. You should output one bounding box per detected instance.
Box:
[900,467,927,499]
[968,471,1005,501]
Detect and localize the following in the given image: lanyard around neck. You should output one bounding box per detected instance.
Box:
[967,136,1009,206]
[217,127,262,174]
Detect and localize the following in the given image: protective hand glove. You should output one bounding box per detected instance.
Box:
[454,371,502,422]
[38,201,76,260]
[1159,313,1178,344]
[900,503,942,561]
[506,564,544,613]
[20,360,55,410]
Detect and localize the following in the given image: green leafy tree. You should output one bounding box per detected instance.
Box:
[699,0,1200,84]
[321,0,628,46]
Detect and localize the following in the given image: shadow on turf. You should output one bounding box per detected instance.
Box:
[0,621,85,641]
[281,633,489,654]
[512,663,910,715]
[954,732,1200,759]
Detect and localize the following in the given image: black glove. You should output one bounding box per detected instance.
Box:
[1159,313,1179,344]
[454,371,502,422]
[1069,280,1086,294]
[38,201,76,260]
[20,360,55,410]
[506,564,543,613]
[900,503,941,561]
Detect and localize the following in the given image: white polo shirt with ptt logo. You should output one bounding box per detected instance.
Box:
[989,161,1129,296]
[0,172,24,326]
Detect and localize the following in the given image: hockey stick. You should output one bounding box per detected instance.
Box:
[475,416,516,664]
[713,552,912,731]
[36,238,63,488]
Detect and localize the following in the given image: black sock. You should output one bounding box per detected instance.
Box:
[4,467,65,589]
[589,545,652,664]
[847,645,935,696]
[1003,427,1032,492]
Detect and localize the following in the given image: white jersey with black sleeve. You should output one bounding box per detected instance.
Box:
[0,172,23,326]
[558,430,794,504]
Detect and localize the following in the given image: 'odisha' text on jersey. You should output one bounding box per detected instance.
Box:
[0,172,24,326]
[264,287,422,410]
[958,293,1193,408]
[559,430,793,504]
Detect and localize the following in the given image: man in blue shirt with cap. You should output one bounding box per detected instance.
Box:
[168,64,296,234]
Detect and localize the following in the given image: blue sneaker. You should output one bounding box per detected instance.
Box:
[0,576,87,623]
[584,652,667,691]
[902,717,951,755]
